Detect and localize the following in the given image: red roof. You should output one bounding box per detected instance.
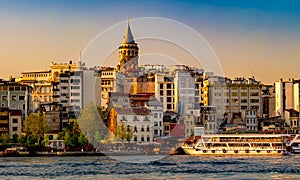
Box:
[170,124,185,137]
[115,107,150,115]
[9,110,22,116]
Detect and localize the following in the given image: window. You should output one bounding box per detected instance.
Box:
[141,136,144,142]
[13,118,18,123]
[134,136,137,141]
[61,80,69,83]
[241,106,248,110]
[2,96,7,101]
[71,86,80,89]
[164,125,169,131]
[13,127,18,131]
[215,92,221,96]
[241,92,247,96]
[12,95,17,100]
[167,84,172,89]
[146,125,150,131]
[167,90,172,96]
[167,104,172,110]
[250,92,259,96]
[19,96,25,101]
[167,97,172,102]
[160,90,164,96]
[250,106,259,110]
[154,113,158,118]
[71,99,80,103]
[250,99,259,103]
[147,136,150,142]
[71,79,80,84]
[231,99,238,103]
[160,84,163,89]
[134,126,137,132]
[141,126,144,132]
[71,93,80,96]
[241,99,247,103]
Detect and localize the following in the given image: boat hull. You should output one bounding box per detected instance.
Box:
[182,147,285,156]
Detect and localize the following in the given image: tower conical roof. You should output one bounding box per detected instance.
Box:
[123,19,135,44]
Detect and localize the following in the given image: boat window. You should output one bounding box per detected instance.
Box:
[291,143,300,147]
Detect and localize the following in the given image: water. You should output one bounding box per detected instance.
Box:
[0,155,300,179]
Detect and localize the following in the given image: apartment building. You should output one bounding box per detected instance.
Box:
[202,76,262,125]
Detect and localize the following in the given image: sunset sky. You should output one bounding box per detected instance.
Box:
[1,0,300,84]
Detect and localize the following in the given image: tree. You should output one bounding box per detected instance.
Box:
[78,133,88,147]
[23,112,49,145]
[12,134,18,143]
[116,121,134,143]
[0,133,10,144]
[77,102,107,145]
[58,119,82,148]
[63,132,73,147]
[17,133,26,144]
[97,106,108,123]
[42,135,50,146]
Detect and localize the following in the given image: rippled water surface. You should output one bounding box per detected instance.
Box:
[1,155,300,179]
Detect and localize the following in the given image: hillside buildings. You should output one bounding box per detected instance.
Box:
[2,19,300,141]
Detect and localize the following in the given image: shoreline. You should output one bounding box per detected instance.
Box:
[0,150,175,157]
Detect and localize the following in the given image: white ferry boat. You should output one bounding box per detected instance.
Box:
[287,134,300,154]
[182,134,290,155]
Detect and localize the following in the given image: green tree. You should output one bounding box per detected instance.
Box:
[42,135,50,146]
[64,132,73,147]
[78,133,88,147]
[58,119,83,148]
[17,133,26,144]
[12,134,18,143]
[116,122,134,143]
[77,102,107,144]
[23,112,49,145]
[0,133,10,144]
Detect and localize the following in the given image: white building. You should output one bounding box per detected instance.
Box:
[184,115,195,137]
[174,71,195,115]
[9,110,22,138]
[154,73,175,112]
[108,107,154,144]
[200,106,218,134]
[294,82,300,112]
[245,110,258,131]
[275,79,294,119]
[100,67,125,107]
[145,98,164,137]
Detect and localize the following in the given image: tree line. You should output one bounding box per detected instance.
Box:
[0,101,134,151]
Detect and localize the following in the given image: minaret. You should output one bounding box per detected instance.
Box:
[117,19,139,73]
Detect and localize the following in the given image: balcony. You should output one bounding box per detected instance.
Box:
[0,120,9,124]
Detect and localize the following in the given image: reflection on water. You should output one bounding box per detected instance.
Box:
[1,155,300,179]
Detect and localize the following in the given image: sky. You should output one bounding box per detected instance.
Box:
[0,0,300,84]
